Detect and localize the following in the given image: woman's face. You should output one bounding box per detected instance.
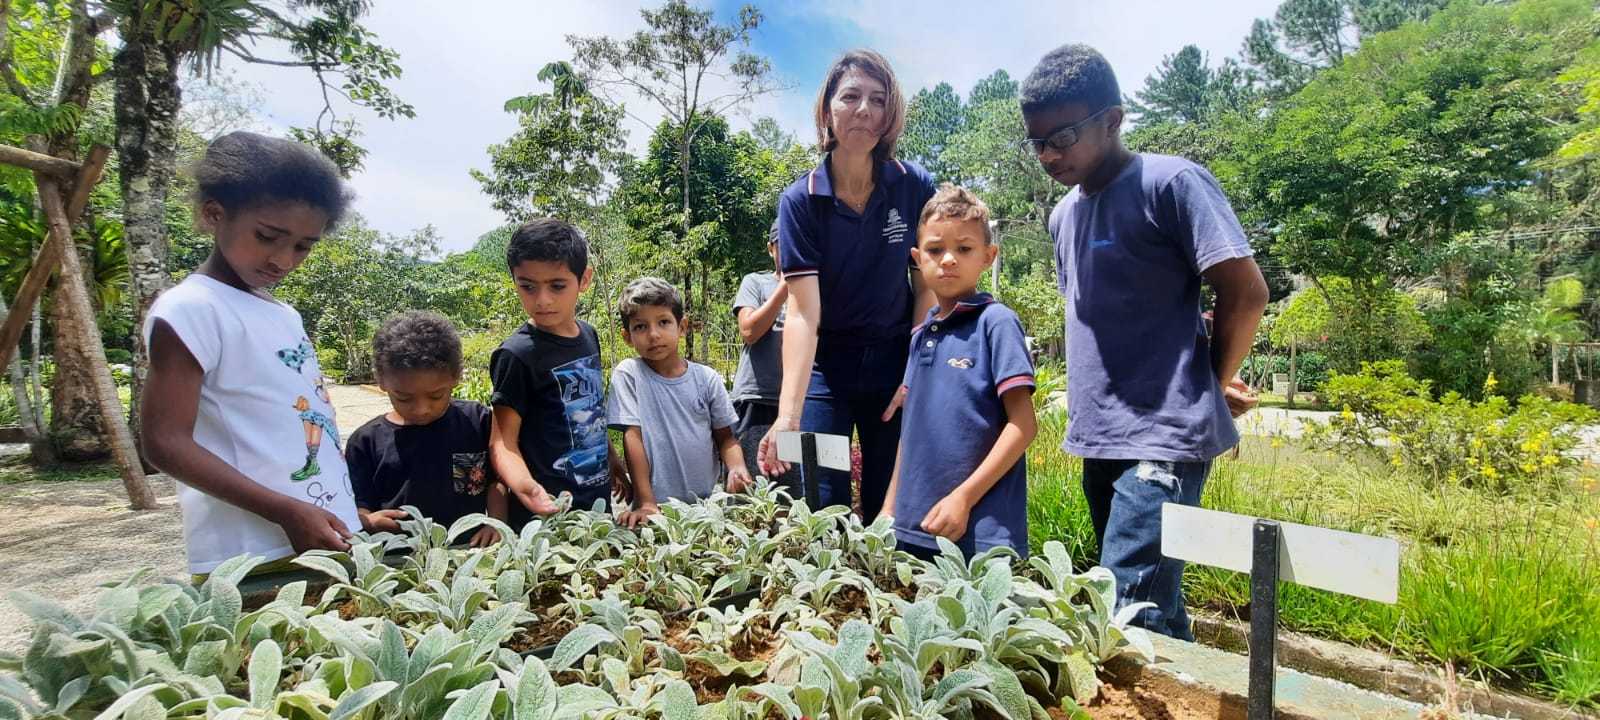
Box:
[827,68,888,156]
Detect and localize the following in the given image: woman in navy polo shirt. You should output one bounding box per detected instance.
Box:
[757,49,937,520]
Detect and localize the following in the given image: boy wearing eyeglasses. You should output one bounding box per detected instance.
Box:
[1020,44,1268,641]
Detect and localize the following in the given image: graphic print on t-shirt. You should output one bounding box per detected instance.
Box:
[452,452,489,495]
[290,395,342,483]
[305,480,336,508]
[551,354,607,488]
[277,338,315,372]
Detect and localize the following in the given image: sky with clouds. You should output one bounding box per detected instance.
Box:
[218,0,1280,254]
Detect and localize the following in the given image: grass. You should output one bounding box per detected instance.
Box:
[1026,411,1600,707]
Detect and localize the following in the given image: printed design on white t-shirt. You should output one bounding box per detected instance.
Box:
[290,395,342,483]
[305,480,337,508]
[277,338,315,372]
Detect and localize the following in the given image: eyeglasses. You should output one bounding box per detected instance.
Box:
[1020,106,1115,155]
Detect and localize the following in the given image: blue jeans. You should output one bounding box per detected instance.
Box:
[1082,458,1210,641]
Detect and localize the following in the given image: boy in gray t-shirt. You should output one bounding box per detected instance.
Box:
[731,222,800,495]
[607,277,750,528]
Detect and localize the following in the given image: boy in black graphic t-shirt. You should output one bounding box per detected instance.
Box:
[489,219,628,529]
[348,311,503,546]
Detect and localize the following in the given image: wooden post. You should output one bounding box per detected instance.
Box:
[0,146,109,371]
[34,168,155,509]
[0,142,155,509]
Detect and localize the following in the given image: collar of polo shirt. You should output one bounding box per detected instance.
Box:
[807,154,912,198]
[914,292,996,333]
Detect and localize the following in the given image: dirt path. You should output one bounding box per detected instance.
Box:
[0,385,391,653]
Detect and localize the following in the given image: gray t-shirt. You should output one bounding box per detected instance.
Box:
[731,271,784,403]
[1050,153,1253,462]
[607,358,739,503]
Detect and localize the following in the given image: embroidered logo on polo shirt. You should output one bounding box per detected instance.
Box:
[883,208,908,244]
[947,357,974,369]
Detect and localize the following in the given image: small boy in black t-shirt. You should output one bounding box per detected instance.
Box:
[347,311,503,546]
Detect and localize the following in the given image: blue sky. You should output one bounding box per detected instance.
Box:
[216,1,1280,253]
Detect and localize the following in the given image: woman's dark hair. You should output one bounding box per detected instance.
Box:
[1020,44,1122,116]
[813,49,905,162]
[372,310,463,378]
[506,218,589,277]
[192,131,352,226]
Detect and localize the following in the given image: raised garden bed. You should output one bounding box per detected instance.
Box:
[0,484,1409,719]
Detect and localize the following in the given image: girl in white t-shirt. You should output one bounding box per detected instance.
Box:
[141,132,361,576]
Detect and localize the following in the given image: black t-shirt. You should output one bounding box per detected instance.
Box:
[490,320,611,527]
[346,399,494,528]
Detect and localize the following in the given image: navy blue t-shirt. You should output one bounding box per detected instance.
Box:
[777,156,936,395]
[1050,153,1253,462]
[894,294,1035,556]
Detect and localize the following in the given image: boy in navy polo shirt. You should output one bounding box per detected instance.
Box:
[879,184,1037,560]
[1021,44,1268,640]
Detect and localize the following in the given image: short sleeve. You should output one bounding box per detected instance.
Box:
[733,273,765,314]
[704,367,738,430]
[1158,166,1253,274]
[489,348,533,419]
[777,190,821,279]
[345,425,384,509]
[987,309,1036,397]
[607,362,642,429]
[144,292,223,374]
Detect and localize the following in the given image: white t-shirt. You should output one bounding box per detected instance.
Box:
[143,274,360,573]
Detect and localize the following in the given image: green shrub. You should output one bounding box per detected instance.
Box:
[103,348,133,365]
[1304,360,1597,492]
[454,328,507,405]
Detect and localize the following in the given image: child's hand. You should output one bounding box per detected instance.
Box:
[507,477,561,516]
[920,494,972,542]
[360,508,408,533]
[278,502,353,553]
[617,502,659,529]
[467,525,501,548]
[726,465,754,494]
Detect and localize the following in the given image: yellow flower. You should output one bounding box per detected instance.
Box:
[1391,454,1404,467]
[1484,372,1499,395]
[1482,466,1499,480]
[1342,406,1356,421]
[1542,455,1559,468]
[1271,437,1285,449]
[1587,517,1599,531]
[1521,462,1537,474]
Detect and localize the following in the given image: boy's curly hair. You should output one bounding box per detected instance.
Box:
[373,311,463,378]
[1021,43,1122,115]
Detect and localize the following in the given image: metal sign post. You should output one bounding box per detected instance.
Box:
[1162,504,1400,720]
